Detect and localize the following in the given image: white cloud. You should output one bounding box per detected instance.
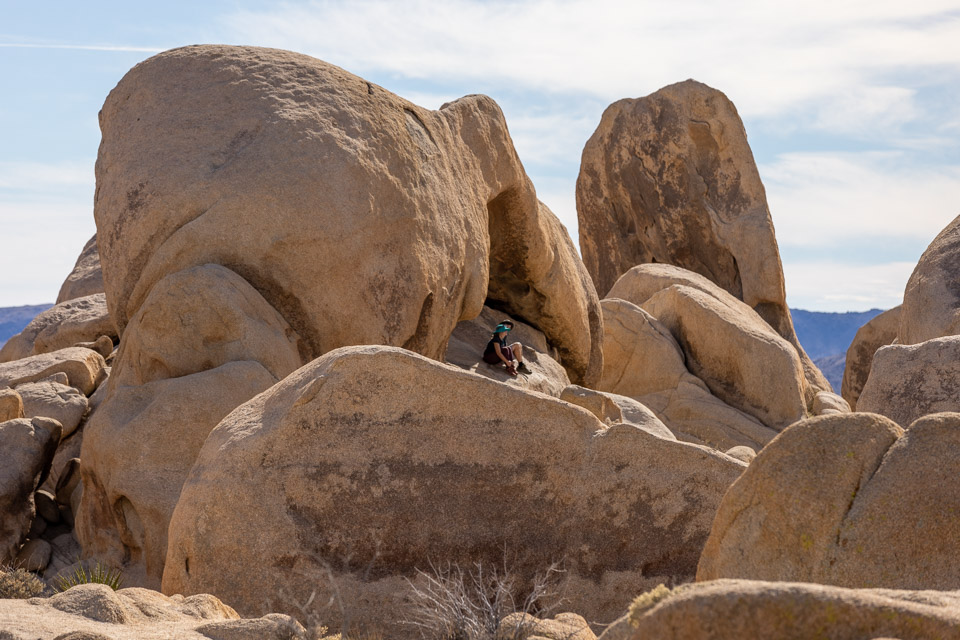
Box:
[762,151,960,248]
[783,260,915,311]
[0,200,95,306]
[223,0,960,133]
[0,161,94,191]
[0,43,164,53]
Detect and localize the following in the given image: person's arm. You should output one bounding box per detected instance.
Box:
[494,342,510,364]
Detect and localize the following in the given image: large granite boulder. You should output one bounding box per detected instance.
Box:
[0,417,61,564]
[576,81,823,394]
[56,234,104,304]
[0,294,115,363]
[597,297,775,450]
[0,583,305,640]
[608,264,827,396]
[15,380,88,438]
[163,346,744,636]
[94,44,601,385]
[600,580,960,640]
[697,412,960,590]
[841,305,900,410]
[76,359,278,589]
[858,336,960,427]
[900,213,960,344]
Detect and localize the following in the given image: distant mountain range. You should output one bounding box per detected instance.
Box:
[790,308,886,392]
[0,303,886,392]
[0,304,53,347]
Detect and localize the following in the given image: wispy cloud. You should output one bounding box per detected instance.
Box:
[783,260,916,311]
[0,42,164,53]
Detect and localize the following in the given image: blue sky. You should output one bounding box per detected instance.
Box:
[2,1,960,310]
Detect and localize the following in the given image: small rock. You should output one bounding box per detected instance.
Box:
[15,538,52,572]
[812,391,850,415]
[36,489,61,524]
[40,372,70,386]
[724,446,756,464]
[0,388,24,421]
[75,335,115,360]
[15,380,88,439]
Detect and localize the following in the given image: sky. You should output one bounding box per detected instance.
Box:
[1,1,959,311]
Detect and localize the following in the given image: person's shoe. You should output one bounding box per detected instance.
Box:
[516,362,531,374]
[505,364,518,376]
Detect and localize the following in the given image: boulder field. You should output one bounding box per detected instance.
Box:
[2,42,959,639]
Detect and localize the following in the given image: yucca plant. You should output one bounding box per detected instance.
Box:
[54,561,123,593]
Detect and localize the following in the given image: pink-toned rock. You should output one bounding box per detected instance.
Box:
[0,348,106,396]
[900,214,960,344]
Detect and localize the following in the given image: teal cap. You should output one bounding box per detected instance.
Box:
[494,323,512,333]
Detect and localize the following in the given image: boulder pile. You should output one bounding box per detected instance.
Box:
[2,43,959,639]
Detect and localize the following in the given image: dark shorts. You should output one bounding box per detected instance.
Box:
[483,349,513,365]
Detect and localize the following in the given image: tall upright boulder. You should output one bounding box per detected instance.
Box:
[93,44,601,385]
[900,213,960,344]
[840,305,900,410]
[577,80,826,392]
[56,234,104,304]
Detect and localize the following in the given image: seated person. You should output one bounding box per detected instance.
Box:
[482,320,530,376]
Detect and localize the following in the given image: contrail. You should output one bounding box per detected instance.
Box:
[0,43,165,53]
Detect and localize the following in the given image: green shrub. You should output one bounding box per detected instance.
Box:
[0,567,45,599]
[628,584,684,626]
[54,561,123,593]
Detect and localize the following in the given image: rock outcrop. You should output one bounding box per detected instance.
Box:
[857,336,960,427]
[0,348,106,396]
[0,294,115,363]
[0,417,61,564]
[900,213,960,345]
[93,44,601,385]
[77,360,277,588]
[576,81,825,394]
[697,412,960,590]
[596,264,825,450]
[600,580,960,640]
[56,235,104,304]
[445,305,571,397]
[840,305,900,410]
[0,583,306,640]
[163,346,744,635]
[15,380,88,439]
[0,388,24,421]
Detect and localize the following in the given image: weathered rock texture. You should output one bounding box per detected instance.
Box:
[697,412,960,590]
[15,380,88,438]
[841,305,900,410]
[0,294,115,363]
[57,234,104,304]
[94,44,601,385]
[0,583,306,640]
[445,305,571,397]
[0,417,61,564]
[163,346,744,635]
[576,80,823,395]
[0,348,106,396]
[858,336,960,428]
[559,384,675,440]
[900,214,960,345]
[76,360,277,589]
[600,580,960,640]
[596,263,821,450]
[0,388,24,422]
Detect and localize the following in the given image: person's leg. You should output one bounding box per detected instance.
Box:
[511,343,523,362]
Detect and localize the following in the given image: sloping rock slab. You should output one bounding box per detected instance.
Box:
[599,580,960,640]
[163,346,744,636]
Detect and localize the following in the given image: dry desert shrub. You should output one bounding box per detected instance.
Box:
[0,566,45,599]
[404,560,564,640]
